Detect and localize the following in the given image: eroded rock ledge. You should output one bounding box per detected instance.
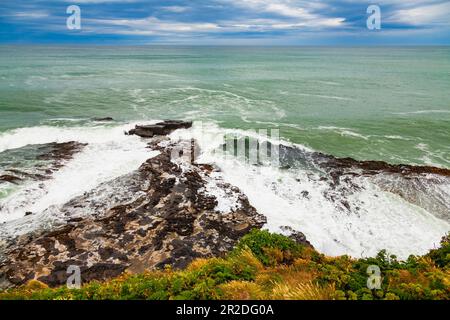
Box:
[5,120,445,289]
[126,120,193,138]
[0,141,87,185]
[0,128,266,289]
[277,143,450,221]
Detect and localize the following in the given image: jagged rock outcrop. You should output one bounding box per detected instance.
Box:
[0,175,22,184]
[0,141,87,185]
[317,154,450,177]
[0,136,266,289]
[126,120,192,138]
[275,143,450,220]
[280,226,313,248]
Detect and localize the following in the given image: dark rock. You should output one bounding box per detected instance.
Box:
[159,120,193,131]
[36,142,87,162]
[0,142,87,189]
[318,155,450,177]
[4,169,46,181]
[278,143,450,178]
[0,175,22,184]
[0,137,266,288]
[92,117,114,122]
[280,226,313,248]
[126,120,192,138]
[277,142,450,220]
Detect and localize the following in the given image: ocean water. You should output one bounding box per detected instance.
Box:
[0,46,449,258]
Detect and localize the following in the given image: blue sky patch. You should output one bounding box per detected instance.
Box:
[0,0,449,45]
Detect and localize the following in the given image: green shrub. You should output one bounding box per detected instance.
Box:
[426,234,450,268]
[233,229,304,266]
[0,230,448,300]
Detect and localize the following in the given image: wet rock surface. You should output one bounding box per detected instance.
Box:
[317,154,450,177]
[280,226,313,248]
[0,136,266,289]
[0,142,87,185]
[0,175,22,184]
[315,153,450,220]
[2,122,448,289]
[277,143,450,220]
[126,120,192,138]
[277,143,450,178]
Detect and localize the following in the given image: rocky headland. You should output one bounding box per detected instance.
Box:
[0,120,448,290]
[0,121,269,288]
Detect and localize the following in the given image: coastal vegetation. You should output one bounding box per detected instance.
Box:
[0,229,448,300]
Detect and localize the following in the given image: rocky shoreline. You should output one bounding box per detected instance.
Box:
[0,120,448,289]
[0,121,269,288]
[0,141,87,186]
[277,143,450,221]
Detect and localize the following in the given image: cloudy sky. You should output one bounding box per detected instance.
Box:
[1,0,449,45]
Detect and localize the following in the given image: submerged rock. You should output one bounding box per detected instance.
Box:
[92,117,114,122]
[35,141,87,163]
[0,141,87,184]
[314,153,450,220]
[0,136,266,289]
[316,154,450,177]
[0,175,22,184]
[126,120,192,138]
[276,143,450,220]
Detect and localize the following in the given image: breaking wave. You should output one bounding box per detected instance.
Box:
[0,120,449,259]
[171,122,450,259]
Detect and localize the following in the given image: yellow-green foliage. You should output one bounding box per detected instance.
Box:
[271,281,336,300]
[0,230,448,300]
[219,281,266,300]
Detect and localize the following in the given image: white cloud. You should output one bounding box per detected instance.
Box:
[84,14,347,37]
[160,6,190,13]
[223,0,345,27]
[265,3,315,19]
[6,0,448,43]
[387,1,450,25]
[79,0,345,36]
[63,0,139,3]
[87,16,220,34]
[8,11,49,19]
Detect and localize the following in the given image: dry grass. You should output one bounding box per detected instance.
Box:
[271,280,336,300]
[186,258,211,272]
[219,281,266,300]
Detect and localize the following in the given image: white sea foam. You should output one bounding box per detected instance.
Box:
[317,126,369,140]
[392,110,450,115]
[171,122,450,259]
[311,80,342,86]
[1,121,449,260]
[414,143,450,167]
[296,93,354,101]
[0,122,158,223]
[25,76,48,86]
[384,135,411,140]
[201,171,242,213]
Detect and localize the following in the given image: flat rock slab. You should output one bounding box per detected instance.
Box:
[0,141,87,185]
[126,120,192,138]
